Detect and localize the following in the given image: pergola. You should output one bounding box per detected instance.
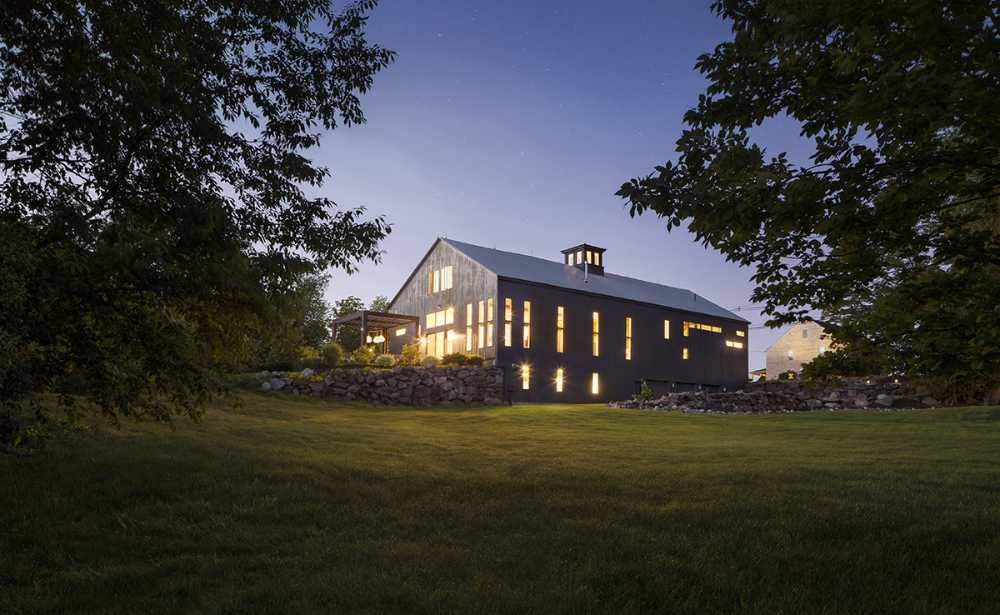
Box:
[330,310,419,354]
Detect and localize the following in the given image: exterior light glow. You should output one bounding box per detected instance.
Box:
[555,368,564,392]
[521,364,530,390]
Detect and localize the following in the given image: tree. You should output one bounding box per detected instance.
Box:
[0,0,394,420]
[332,296,366,351]
[618,1,999,402]
[247,273,331,370]
[369,295,391,313]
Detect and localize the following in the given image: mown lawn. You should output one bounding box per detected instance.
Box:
[3,394,1000,614]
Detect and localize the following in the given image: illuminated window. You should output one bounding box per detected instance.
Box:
[395,327,407,337]
[664,319,670,339]
[591,372,599,395]
[683,321,722,335]
[521,364,530,390]
[576,250,582,264]
[592,311,600,356]
[682,347,689,360]
[522,300,531,348]
[555,368,564,393]
[478,300,485,349]
[427,266,453,294]
[625,316,632,360]
[503,298,513,347]
[436,332,445,357]
[445,307,454,325]
[446,330,456,354]
[736,330,745,337]
[725,340,744,349]
[595,252,601,266]
[442,266,453,290]
[586,250,593,264]
[556,306,564,353]
[465,303,473,352]
[486,298,494,347]
[426,309,450,329]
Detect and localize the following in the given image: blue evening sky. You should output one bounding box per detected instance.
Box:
[317,0,813,370]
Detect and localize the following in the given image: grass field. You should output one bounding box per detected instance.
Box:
[3,394,1000,614]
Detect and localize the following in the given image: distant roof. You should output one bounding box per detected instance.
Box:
[443,238,749,323]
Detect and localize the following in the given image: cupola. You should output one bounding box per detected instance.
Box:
[561,243,605,276]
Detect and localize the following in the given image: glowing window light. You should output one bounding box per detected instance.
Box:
[556,306,564,353]
[465,303,473,351]
[592,311,599,356]
[591,372,599,395]
[664,319,670,339]
[736,330,745,337]
[395,328,407,337]
[555,368,564,393]
[523,301,531,348]
[682,347,689,360]
[625,316,632,360]
[521,364,530,390]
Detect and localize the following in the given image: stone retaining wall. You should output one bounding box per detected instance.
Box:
[260,365,506,406]
[611,379,943,414]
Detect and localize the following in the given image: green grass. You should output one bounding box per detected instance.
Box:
[3,395,1000,614]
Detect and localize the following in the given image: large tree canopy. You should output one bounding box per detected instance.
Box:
[618,0,999,400]
[0,0,393,419]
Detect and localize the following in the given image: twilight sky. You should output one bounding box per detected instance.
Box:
[317,0,814,370]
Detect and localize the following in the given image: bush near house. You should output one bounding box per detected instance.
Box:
[372,354,396,368]
[440,353,485,366]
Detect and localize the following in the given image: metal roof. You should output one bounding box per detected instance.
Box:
[442,238,749,323]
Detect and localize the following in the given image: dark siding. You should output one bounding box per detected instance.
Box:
[496,279,748,403]
[387,240,499,359]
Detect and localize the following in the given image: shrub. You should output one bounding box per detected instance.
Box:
[399,342,421,366]
[635,380,654,403]
[348,345,375,365]
[421,355,440,367]
[321,342,344,368]
[373,353,396,368]
[440,353,483,366]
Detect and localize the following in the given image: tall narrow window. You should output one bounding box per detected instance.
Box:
[522,300,531,349]
[591,372,599,395]
[625,317,632,360]
[592,311,600,356]
[576,250,583,264]
[465,303,473,352]
[664,319,670,339]
[446,330,456,354]
[682,347,689,360]
[683,321,689,337]
[556,306,564,353]
[555,368,564,393]
[595,252,601,266]
[427,271,433,295]
[586,250,593,264]
[478,300,485,349]
[521,364,530,390]
[432,269,440,293]
[503,298,512,347]
[442,266,453,290]
[445,306,454,325]
[486,298,494,347]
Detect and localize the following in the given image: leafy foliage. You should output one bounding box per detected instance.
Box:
[619,1,999,401]
[441,353,485,366]
[332,295,366,351]
[321,341,344,369]
[372,353,396,368]
[348,345,375,366]
[399,342,422,366]
[0,0,394,419]
[369,295,391,313]
[635,380,654,403]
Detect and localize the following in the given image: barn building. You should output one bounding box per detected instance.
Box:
[383,238,749,403]
[765,322,832,380]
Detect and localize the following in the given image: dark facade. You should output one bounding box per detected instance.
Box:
[389,238,749,403]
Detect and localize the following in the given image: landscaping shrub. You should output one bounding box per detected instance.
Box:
[373,354,396,368]
[421,356,440,367]
[348,345,375,366]
[399,342,421,366]
[321,341,344,368]
[635,380,653,403]
[440,353,484,366]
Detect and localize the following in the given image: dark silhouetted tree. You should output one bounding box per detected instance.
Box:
[618,0,999,401]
